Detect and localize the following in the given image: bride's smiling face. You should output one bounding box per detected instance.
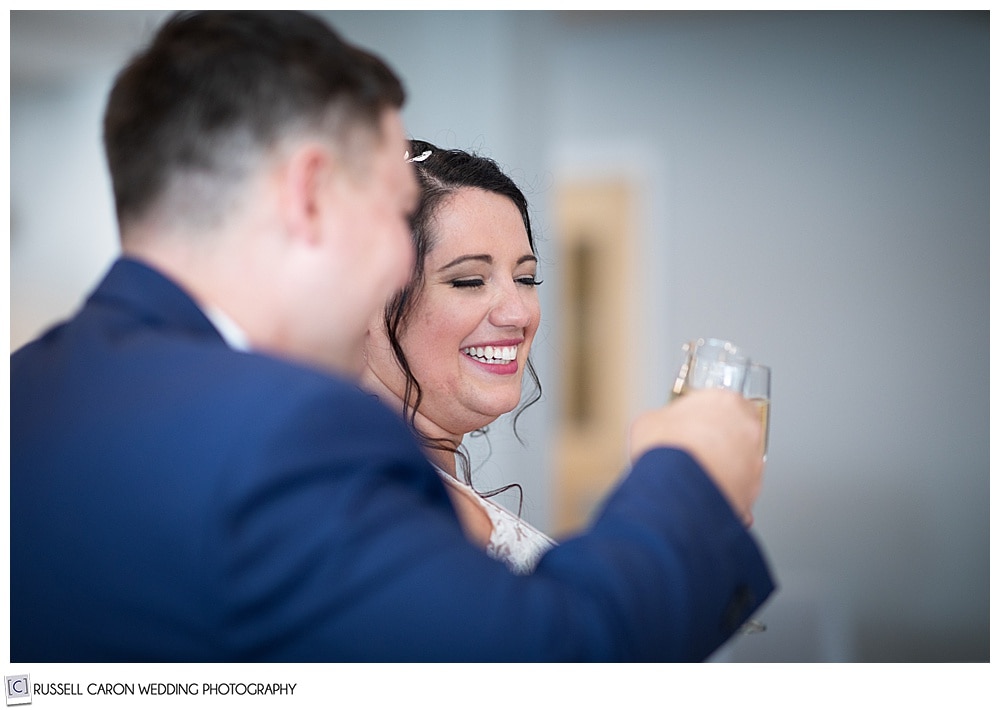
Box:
[367,187,541,437]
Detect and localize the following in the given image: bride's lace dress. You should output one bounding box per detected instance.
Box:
[437,471,555,575]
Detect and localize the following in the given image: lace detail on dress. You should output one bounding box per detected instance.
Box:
[437,471,556,575]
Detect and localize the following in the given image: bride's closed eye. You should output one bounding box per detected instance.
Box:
[450,278,485,289]
[451,276,542,289]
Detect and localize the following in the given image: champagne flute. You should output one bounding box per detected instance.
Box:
[671,337,768,634]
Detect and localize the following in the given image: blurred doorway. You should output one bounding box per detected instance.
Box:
[552,179,637,535]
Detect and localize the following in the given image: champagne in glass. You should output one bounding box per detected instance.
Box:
[743,362,771,461]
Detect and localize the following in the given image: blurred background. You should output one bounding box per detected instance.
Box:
[9,10,989,662]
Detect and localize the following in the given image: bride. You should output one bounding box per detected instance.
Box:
[361,139,554,574]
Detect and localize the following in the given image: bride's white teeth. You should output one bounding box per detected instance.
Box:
[462,345,518,364]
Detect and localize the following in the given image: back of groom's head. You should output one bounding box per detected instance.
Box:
[103,10,406,236]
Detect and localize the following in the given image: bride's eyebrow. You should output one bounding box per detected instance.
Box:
[439,254,491,270]
[438,254,537,270]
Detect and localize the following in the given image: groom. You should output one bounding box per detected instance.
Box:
[10,10,773,661]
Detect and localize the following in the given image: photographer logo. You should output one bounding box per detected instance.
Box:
[4,676,31,706]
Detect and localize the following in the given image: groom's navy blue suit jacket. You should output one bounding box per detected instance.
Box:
[10,258,774,661]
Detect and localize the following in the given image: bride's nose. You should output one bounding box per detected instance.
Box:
[488,284,534,329]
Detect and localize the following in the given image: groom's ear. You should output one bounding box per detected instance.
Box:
[275,141,343,247]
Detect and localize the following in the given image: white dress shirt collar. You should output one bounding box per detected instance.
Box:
[202,304,252,352]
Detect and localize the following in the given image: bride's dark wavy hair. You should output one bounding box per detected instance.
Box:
[383,139,543,508]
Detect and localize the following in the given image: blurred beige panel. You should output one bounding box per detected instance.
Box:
[553,181,635,536]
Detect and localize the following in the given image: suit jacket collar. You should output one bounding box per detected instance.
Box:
[88,257,223,343]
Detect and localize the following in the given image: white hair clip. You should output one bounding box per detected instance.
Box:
[404,149,432,163]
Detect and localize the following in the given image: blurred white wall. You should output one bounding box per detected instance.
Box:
[10,11,171,350]
[9,10,989,662]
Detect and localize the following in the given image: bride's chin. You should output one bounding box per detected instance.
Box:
[482,400,522,423]
[459,408,516,435]
[428,391,524,435]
